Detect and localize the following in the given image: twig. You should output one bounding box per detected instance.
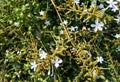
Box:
[50,0,75,47]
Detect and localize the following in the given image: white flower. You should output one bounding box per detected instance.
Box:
[99,4,104,9]
[114,34,120,38]
[44,20,50,26]
[74,0,80,4]
[63,20,68,25]
[39,48,47,59]
[97,56,104,64]
[114,16,120,23]
[106,0,118,12]
[52,58,63,68]
[39,10,44,15]
[106,0,117,7]
[30,61,37,71]
[70,26,75,31]
[70,26,78,31]
[91,20,104,32]
[60,30,64,34]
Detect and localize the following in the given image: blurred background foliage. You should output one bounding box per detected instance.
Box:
[0,0,120,82]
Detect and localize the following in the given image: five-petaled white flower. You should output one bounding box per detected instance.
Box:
[114,16,120,23]
[70,26,78,31]
[91,20,104,32]
[74,0,80,4]
[106,0,118,12]
[44,20,50,26]
[30,61,37,71]
[39,10,44,15]
[114,34,120,38]
[97,56,104,64]
[52,58,63,68]
[39,48,47,59]
[63,20,68,25]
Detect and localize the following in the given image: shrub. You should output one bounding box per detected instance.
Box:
[0,0,120,82]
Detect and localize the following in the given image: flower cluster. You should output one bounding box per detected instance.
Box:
[30,48,48,71]
[30,48,63,71]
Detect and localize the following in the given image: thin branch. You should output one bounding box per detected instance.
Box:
[50,0,75,47]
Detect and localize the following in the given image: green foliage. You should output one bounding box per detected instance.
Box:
[0,0,120,82]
